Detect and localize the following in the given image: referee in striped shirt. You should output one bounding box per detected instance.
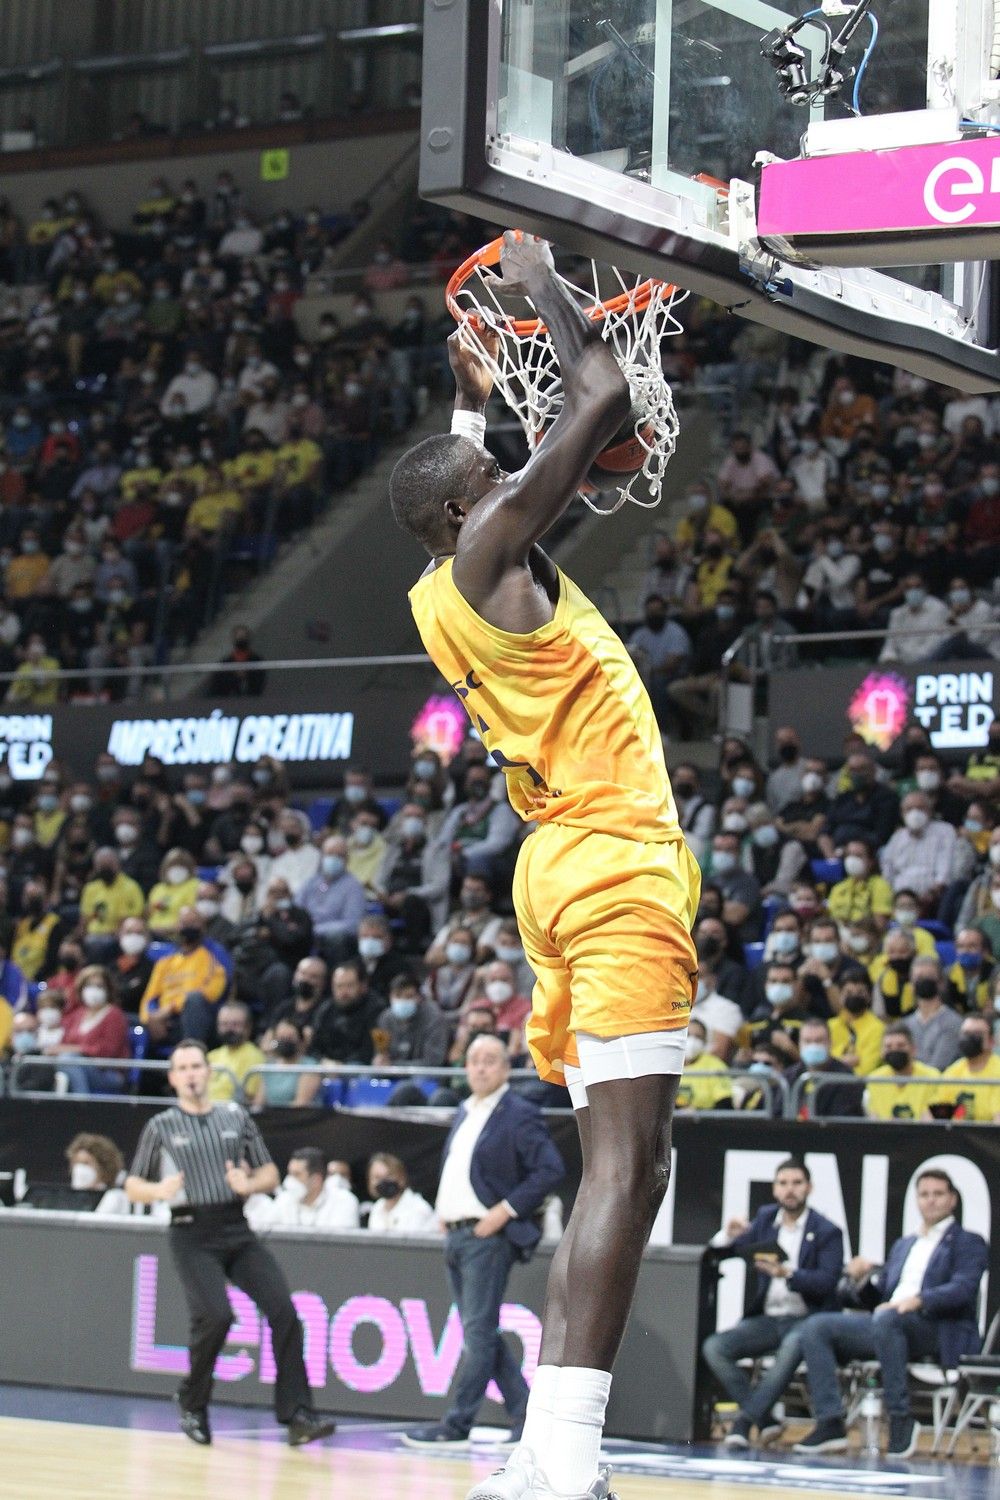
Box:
[125,1039,335,1447]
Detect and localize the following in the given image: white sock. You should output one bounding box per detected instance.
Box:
[538,1367,612,1495]
[519,1363,559,1457]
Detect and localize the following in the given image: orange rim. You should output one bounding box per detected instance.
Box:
[446,235,677,339]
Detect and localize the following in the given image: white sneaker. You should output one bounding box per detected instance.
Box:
[464,1447,617,1500]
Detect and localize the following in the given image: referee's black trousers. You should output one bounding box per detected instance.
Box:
[169,1206,310,1421]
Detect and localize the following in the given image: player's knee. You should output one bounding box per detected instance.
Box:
[198,1307,234,1341]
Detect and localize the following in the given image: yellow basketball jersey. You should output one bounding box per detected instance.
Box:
[408,557,681,842]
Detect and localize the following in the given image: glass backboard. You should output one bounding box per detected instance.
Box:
[420,0,1000,391]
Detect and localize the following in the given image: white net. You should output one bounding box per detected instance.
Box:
[448,250,687,515]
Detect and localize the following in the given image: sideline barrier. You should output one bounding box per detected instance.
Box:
[0,1211,712,1441]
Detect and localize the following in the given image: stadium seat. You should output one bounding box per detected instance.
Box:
[197,865,222,881]
[936,941,956,968]
[378,796,402,821]
[744,941,766,970]
[811,858,844,886]
[344,1076,397,1109]
[761,894,784,937]
[305,798,334,832]
[320,1077,344,1107]
[147,941,176,964]
[919,919,952,941]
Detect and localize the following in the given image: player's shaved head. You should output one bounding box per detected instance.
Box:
[389,433,484,552]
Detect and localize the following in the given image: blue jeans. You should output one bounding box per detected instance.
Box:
[702,1314,805,1422]
[59,1057,125,1095]
[443,1226,528,1436]
[798,1309,940,1420]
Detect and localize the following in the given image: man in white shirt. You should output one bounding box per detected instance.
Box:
[248,1148,360,1232]
[880,573,951,663]
[160,355,219,418]
[794,1169,988,1459]
[402,1036,564,1450]
[879,792,957,902]
[702,1159,844,1450]
[365,1151,439,1235]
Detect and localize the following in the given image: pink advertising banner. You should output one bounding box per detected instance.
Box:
[758,135,1000,237]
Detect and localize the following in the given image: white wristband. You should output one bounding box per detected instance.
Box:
[451,410,487,443]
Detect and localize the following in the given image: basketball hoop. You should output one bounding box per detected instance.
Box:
[446,237,686,515]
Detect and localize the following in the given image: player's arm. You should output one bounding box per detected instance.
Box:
[453,234,630,594]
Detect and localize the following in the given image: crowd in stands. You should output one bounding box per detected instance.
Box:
[629,353,1000,738]
[0,176,491,686]
[0,699,995,1124]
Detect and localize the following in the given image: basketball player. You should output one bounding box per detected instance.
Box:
[389,232,700,1500]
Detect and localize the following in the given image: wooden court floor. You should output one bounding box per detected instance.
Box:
[0,1414,978,1500]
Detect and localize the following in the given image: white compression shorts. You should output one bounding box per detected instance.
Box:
[563,1028,688,1112]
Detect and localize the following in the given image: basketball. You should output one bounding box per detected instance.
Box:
[530,399,655,494]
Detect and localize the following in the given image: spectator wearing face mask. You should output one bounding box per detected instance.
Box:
[146,848,200,938]
[971,870,1000,957]
[425,924,479,1013]
[797,918,864,1016]
[879,572,951,663]
[880,792,957,905]
[12,876,67,979]
[675,1018,733,1110]
[944,928,995,1013]
[209,625,267,698]
[138,906,228,1045]
[65,1133,131,1215]
[50,964,127,1094]
[207,1000,265,1103]
[346,807,386,897]
[434,766,520,885]
[704,833,761,941]
[298,835,366,964]
[840,917,881,975]
[248,1147,360,1234]
[112,917,154,1015]
[775,760,834,861]
[955,827,1000,930]
[260,1019,322,1108]
[935,575,1000,660]
[897,753,967,827]
[425,876,504,965]
[465,961,530,1059]
[829,977,885,1076]
[326,767,378,834]
[745,803,805,895]
[111,807,161,894]
[671,764,717,862]
[375,805,450,950]
[366,1152,438,1234]
[230,878,312,1017]
[7,633,60,705]
[827,753,900,852]
[355,913,412,992]
[374,971,450,1070]
[827,841,893,931]
[886,888,938,954]
[865,1026,940,1120]
[627,594,692,729]
[691,957,745,1064]
[696,917,752,1014]
[745,961,813,1051]
[221,855,266,926]
[901,956,963,1071]
[264,955,329,1041]
[667,587,744,738]
[192,879,238,949]
[268,810,319,896]
[784,1019,864,1117]
[641,531,694,613]
[80,848,144,945]
[765,729,805,814]
[872,927,923,1019]
[930,1014,1000,1121]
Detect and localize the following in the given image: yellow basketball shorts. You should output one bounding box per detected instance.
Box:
[512,822,701,1085]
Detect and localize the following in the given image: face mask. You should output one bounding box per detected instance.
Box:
[235,877,256,896]
[771,929,799,956]
[195,898,220,920]
[964,819,983,836]
[766,982,794,1006]
[712,851,736,873]
[843,991,870,1015]
[353,825,375,848]
[375,1178,404,1201]
[390,998,418,1021]
[179,925,201,946]
[684,1036,705,1062]
[981,475,1000,497]
[949,588,971,610]
[992,889,1000,911]
[81,986,106,1009]
[811,941,839,964]
[322,855,345,879]
[905,587,926,609]
[71,1162,98,1191]
[956,950,982,973]
[871,482,891,502]
[959,1034,985,1060]
[282,1175,308,1204]
[753,824,780,849]
[904,808,929,833]
[120,932,146,955]
[873,533,893,554]
[38,1006,62,1028]
[294,980,318,1003]
[344,784,366,805]
[37,794,58,814]
[218,1029,244,1049]
[413,758,436,779]
[485,980,514,1004]
[165,865,189,887]
[495,944,522,966]
[801,772,824,794]
[13,1031,35,1054]
[276,1038,299,1060]
[400,816,425,841]
[801,1043,829,1068]
[844,855,868,878]
[11,828,32,849]
[274,898,292,912]
[240,835,264,856]
[115,822,140,847]
[357,936,387,960]
[826,540,845,560]
[723,813,748,834]
[915,770,940,791]
[749,1061,775,1077]
[991,846,1000,867]
[894,906,918,927]
[884,1049,910,1073]
[913,977,939,1001]
[716,603,736,622]
[460,891,486,911]
[446,942,472,966]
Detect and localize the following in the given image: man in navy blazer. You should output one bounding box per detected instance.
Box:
[403,1034,565,1449]
[702,1158,844,1450]
[794,1167,988,1460]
